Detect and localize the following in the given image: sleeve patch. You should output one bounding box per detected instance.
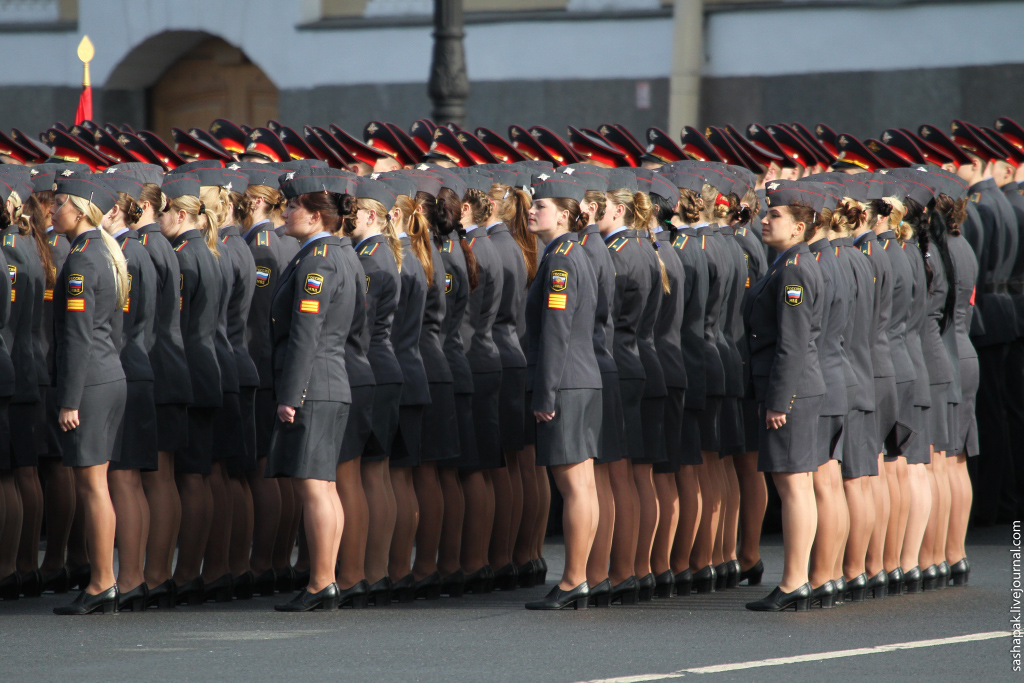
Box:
[304,273,324,295]
[548,293,567,309]
[66,298,85,311]
[7,265,14,284]
[299,299,320,313]
[255,266,271,287]
[550,269,568,292]
[445,273,453,293]
[785,284,804,306]
[43,288,53,301]
[67,273,84,296]
[9,289,14,302]
[122,297,131,313]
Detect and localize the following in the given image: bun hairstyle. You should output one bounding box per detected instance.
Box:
[677,188,702,225]
[437,186,479,291]
[24,191,57,288]
[243,184,285,231]
[463,188,493,226]
[68,194,130,309]
[293,189,350,234]
[231,190,251,227]
[927,196,957,333]
[395,194,434,284]
[114,192,143,226]
[786,201,820,242]
[489,182,537,285]
[700,184,728,222]
[739,187,759,227]
[548,197,590,235]
[934,193,966,236]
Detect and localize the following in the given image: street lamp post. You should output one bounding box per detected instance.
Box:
[428,0,469,127]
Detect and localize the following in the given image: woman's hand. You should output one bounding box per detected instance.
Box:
[765,409,787,430]
[534,410,555,423]
[277,405,297,423]
[59,407,80,432]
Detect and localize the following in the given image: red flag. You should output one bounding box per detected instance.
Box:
[74,84,92,125]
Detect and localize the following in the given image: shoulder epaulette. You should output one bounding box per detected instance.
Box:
[580,233,589,246]
[313,243,329,257]
[360,242,379,256]
[815,251,822,262]
[256,231,269,246]
[785,253,800,266]
[554,241,574,256]
[859,241,871,256]
[140,233,149,246]
[701,235,707,250]
[969,192,981,203]
[120,238,128,252]
[468,237,477,249]
[882,239,893,250]
[47,233,58,247]
[672,234,689,250]
[3,234,16,248]
[71,238,90,253]
[834,246,840,257]
[222,235,230,244]
[174,239,189,252]
[608,237,629,252]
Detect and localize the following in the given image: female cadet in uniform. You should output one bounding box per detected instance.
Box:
[523,173,601,610]
[159,174,222,606]
[49,173,129,615]
[457,174,505,594]
[744,181,826,612]
[100,174,158,611]
[265,169,355,611]
[348,178,403,605]
[434,174,475,596]
[0,180,20,601]
[593,169,646,606]
[239,166,293,596]
[379,176,429,602]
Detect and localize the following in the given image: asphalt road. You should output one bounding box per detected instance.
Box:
[0,523,1017,683]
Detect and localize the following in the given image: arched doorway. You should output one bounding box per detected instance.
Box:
[148,36,278,135]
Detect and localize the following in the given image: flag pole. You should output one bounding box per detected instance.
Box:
[75,35,94,124]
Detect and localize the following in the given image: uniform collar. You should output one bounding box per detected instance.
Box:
[301,232,330,250]
[542,232,576,259]
[173,228,202,247]
[969,178,996,193]
[112,227,130,240]
[602,225,628,243]
[771,241,808,267]
[854,230,877,246]
[355,233,385,251]
[136,222,160,234]
[808,237,831,252]
[220,224,241,238]
[70,228,100,248]
[876,229,897,241]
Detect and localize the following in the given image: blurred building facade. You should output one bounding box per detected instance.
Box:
[0,0,1022,139]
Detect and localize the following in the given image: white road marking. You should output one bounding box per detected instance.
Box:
[574,631,1012,683]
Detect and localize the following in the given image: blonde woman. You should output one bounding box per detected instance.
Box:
[48,173,129,615]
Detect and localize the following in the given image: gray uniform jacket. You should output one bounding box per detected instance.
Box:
[218,225,259,388]
[605,227,649,382]
[877,230,917,385]
[718,226,749,399]
[1000,182,1024,336]
[696,224,727,397]
[336,236,374,388]
[922,248,954,387]
[136,223,192,405]
[393,236,429,405]
[213,239,239,394]
[903,238,932,407]
[53,229,126,410]
[171,228,221,408]
[948,234,979,364]
[671,227,709,409]
[460,225,503,374]
[41,230,70,385]
[734,223,769,382]
[834,237,875,411]
[419,246,451,384]
[578,225,616,375]
[854,231,895,379]
[745,242,826,413]
[0,248,15,398]
[807,238,850,417]
[115,230,156,383]
[524,233,602,413]
[486,222,527,369]
[2,226,42,402]
[439,236,473,394]
[245,220,289,391]
[637,235,666,398]
[969,179,1016,343]
[653,232,686,390]
[270,235,353,407]
[357,234,403,387]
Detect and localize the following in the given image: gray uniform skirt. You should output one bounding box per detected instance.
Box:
[718,396,745,457]
[619,378,646,460]
[756,396,825,474]
[841,409,877,478]
[9,402,40,468]
[464,371,502,470]
[32,398,46,456]
[109,380,158,472]
[594,371,625,465]
[175,406,216,475]
[904,406,931,465]
[156,403,188,453]
[420,382,459,463]
[884,380,917,460]
[212,392,244,465]
[252,389,276,459]
[389,405,425,468]
[742,398,759,453]
[497,366,526,452]
[61,380,127,468]
[816,414,845,463]
[339,385,374,464]
[233,387,257,474]
[927,383,951,451]
[955,357,979,457]
[266,399,350,481]
[535,388,601,467]
[454,392,478,468]
[43,387,62,459]
[635,396,667,465]
[697,396,722,453]
[362,382,401,463]
[872,376,898,456]
[654,389,701,473]
[0,397,11,469]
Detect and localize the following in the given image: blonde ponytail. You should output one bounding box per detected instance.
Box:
[357,197,404,272]
[69,194,129,309]
[198,185,226,259]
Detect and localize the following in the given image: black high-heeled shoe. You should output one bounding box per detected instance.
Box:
[653,571,674,598]
[274,582,340,611]
[0,572,21,601]
[866,571,888,599]
[233,570,255,600]
[19,569,42,597]
[413,572,442,600]
[637,573,656,601]
[738,559,764,586]
[40,567,71,594]
[203,574,234,603]
[175,577,205,606]
[949,558,970,586]
[275,566,296,594]
[367,577,393,606]
[253,568,277,597]
[293,569,311,592]
[921,564,939,591]
[145,579,176,609]
[673,568,692,596]
[391,574,416,603]
[536,557,548,585]
[886,568,904,596]
[610,576,639,605]
[337,580,370,608]
[493,563,518,591]
[516,561,537,589]
[68,563,91,591]
[691,565,716,594]
[440,570,465,597]
[844,573,868,602]
[463,566,494,595]
[525,582,589,610]
[936,561,950,590]
[745,583,811,612]
[54,585,119,615]
[119,583,148,612]
[810,580,837,609]
[714,562,730,591]
[903,566,923,594]
[726,560,740,589]
[587,578,611,607]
